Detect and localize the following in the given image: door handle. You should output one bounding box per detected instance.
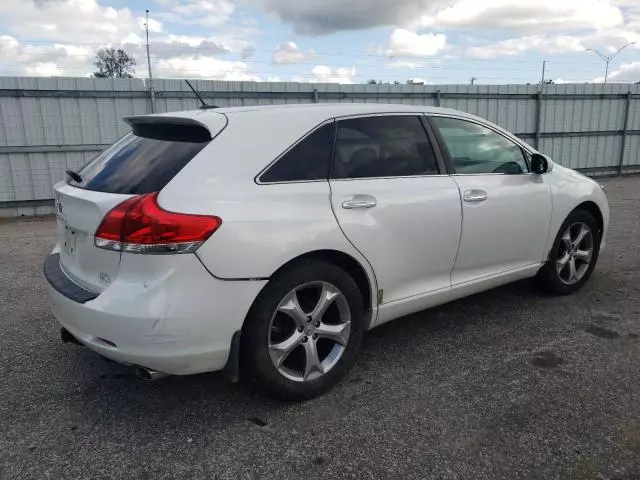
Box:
[463,190,488,203]
[342,194,377,209]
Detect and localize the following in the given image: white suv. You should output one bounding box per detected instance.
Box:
[44,104,609,400]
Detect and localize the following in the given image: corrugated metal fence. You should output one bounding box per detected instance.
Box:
[1,76,639,216]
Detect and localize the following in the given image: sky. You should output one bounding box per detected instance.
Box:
[0,0,639,84]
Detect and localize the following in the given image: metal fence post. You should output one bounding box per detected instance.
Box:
[534,91,542,150]
[618,91,632,176]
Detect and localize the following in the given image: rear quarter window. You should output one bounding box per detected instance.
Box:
[70,125,210,194]
[259,122,334,183]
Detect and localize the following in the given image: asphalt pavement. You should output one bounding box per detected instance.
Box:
[1,176,639,480]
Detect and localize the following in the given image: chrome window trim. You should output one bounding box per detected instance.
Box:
[256,111,537,185]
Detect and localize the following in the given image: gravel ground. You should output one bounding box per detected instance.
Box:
[1,176,639,480]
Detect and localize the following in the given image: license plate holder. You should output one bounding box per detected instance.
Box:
[62,224,79,260]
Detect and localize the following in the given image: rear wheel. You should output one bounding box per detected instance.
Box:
[242,259,366,400]
[536,209,600,295]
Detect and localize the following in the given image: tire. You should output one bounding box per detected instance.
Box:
[241,259,366,401]
[536,209,601,295]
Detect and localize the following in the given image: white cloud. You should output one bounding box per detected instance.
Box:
[292,65,357,83]
[157,0,235,27]
[272,42,314,64]
[582,31,640,54]
[593,61,640,82]
[407,77,431,84]
[387,60,424,69]
[0,0,141,44]
[258,0,628,36]
[422,0,623,32]
[153,56,260,81]
[0,0,261,78]
[28,62,65,76]
[137,17,164,33]
[467,35,586,58]
[153,34,231,57]
[384,29,446,57]
[0,34,94,76]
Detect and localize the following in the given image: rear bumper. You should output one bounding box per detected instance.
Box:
[44,253,266,375]
[44,253,98,303]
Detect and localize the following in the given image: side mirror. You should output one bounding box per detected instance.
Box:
[531,153,549,174]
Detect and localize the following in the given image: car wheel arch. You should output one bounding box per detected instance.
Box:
[544,200,604,263]
[574,201,604,235]
[271,250,374,316]
[234,249,375,383]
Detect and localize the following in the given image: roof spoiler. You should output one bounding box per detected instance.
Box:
[123,116,213,142]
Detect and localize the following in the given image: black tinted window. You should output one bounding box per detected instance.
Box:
[259,123,334,182]
[332,116,438,179]
[72,131,209,194]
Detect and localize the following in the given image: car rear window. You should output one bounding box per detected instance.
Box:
[70,125,210,194]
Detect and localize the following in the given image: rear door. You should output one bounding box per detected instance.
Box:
[429,115,552,285]
[53,115,225,293]
[329,114,462,304]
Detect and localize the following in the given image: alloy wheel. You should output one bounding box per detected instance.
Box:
[555,221,594,285]
[268,281,351,382]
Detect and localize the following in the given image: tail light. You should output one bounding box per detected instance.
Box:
[94,192,221,254]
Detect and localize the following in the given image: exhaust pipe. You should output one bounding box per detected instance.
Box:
[133,366,168,381]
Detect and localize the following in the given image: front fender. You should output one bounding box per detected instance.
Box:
[543,165,610,259]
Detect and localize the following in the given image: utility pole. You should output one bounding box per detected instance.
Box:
[540,60,546,86]
[145,9,156,113]
[469,77,477,85]
[586,42,636,83]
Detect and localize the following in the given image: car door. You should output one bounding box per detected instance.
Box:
[329,114,462,305]
[429,115,552,285]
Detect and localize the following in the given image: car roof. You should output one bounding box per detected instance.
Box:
[145,103,479,129]
[132,103,533,154]
[207,103,465,116]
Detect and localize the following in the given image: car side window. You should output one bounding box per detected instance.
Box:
[432,117,529,174]
[259,122,334,183]
[332,115,439,179]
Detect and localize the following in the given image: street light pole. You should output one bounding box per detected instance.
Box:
[145,9,156,113]
[586,42,636,83]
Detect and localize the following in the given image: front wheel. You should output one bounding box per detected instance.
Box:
[242,259,366,400]
[536,209,601,295]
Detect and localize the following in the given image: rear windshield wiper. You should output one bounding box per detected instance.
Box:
[66,169,82,183]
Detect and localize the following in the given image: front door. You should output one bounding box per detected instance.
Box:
[329,114,462,304]
[430,115,552,285]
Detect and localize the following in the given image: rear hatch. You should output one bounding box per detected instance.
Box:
[53,113,227,293]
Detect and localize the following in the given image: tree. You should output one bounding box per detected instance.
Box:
[366,79,398,85]
[92,48,136,78]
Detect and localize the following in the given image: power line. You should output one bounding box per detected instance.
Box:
[0,61,567,80]
[0,55,608,75]
[10,38,614,66]
[0,61,608,84]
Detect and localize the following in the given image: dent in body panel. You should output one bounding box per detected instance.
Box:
[195,181,373,279]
